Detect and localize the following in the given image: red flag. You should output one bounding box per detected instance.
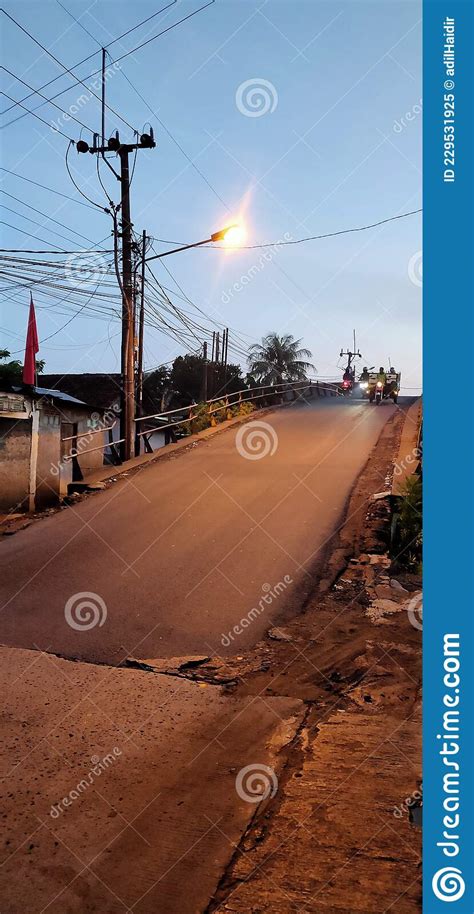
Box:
[23,294,39,386]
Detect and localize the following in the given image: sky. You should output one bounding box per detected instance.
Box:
[0,0,422,392]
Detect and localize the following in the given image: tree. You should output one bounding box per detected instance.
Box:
[169,354,246,405]
[142,366,171,415]
[248,333,315,385]
[0,349,45,387]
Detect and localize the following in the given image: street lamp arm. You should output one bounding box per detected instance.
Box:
[145,237,212,262]
[144,224,240,262]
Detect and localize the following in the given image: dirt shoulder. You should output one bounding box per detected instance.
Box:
[199,404,423,913]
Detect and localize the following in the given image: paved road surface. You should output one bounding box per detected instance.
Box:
[0,398,398,664]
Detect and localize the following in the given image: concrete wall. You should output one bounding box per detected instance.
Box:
[1,400,112,511]
[35,408,62,509]
[0,418,31,511]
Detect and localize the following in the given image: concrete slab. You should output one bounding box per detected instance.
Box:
[0,646,303,914]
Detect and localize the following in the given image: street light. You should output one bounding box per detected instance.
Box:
[145,224,244,262]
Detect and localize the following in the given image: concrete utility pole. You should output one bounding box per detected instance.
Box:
[135,229,147,455]
[76,131,155,460]
[201,341,208,402]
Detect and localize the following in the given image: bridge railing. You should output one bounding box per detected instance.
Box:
[134,379,339,439]
[60,379,339,466]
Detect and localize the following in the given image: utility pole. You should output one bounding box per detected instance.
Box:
[135,229,147,455]
[201,341,208,402]
[340,328,361,380]
[76,129,155,460]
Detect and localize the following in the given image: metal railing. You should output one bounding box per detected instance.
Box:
[60,379,339,465]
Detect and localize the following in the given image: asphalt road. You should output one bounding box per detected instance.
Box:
[0,398,400,664]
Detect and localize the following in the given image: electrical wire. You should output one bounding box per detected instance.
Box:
[0,88,74,141]
[0,166,100,211]
[0,2,178,117]
[116,63,229,210]
[1,1,208,135]
[0,189,110,249]
[1,8,137,134]
[1,64,98,135]
[235,209,423,249]
[65,141,110,211]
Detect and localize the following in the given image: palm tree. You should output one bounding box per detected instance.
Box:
[248,333,315,385]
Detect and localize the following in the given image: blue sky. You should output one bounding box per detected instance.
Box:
[1,0,422,391]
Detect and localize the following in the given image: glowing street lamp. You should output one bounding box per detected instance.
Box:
[145,224,245,262]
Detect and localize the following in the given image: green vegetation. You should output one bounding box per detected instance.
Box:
[0,350,45,387]
[248,333,314,385]
[392,475,422,570]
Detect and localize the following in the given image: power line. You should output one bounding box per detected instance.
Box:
[238,209,423,249]
[0,88,74,141]
[1,8,137,133]
[116,62,229,210]
[1,64,98,135]
[0,190,110,249]
[1,2,211,132]
[150,209,423,253]
[0,166,100,211]
[0,2,178,117]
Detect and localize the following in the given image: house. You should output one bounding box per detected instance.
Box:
[40,373,121,411]
[0,386,119,512]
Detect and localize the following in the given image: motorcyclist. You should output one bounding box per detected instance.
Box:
[377,366,386,384]
[360,366,370,384]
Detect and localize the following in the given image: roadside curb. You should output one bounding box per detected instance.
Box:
[392,397,422,495]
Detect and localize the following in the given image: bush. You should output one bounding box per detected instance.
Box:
[392,475,422,570]
[189,403,211,434]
